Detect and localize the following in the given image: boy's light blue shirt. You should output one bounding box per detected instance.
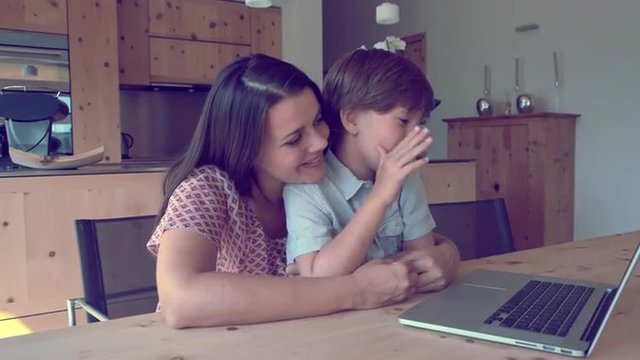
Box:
[284,151,436,264]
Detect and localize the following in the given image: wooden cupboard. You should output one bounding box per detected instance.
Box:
[0,171,165,335]
[148,0,251,44]
[444,112,579,250]
[149,37,250,85]
[249,7,282,59]
[118,0,281,86]
[0,0,68,34]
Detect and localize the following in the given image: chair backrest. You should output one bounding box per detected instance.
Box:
[429,198,515,260]
[75,215,158,322]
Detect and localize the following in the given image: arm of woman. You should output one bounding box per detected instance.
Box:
[157,229,418,328]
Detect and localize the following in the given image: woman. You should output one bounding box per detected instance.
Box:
[148,54,459,328]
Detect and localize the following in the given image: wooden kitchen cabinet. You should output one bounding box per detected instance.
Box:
[149,37,250,85]
[0,0,68,34]
[444,112,579,250]
[148,0,251,45]
[0,171,165,332]
[118,0,282,86]
[117,0,151,86]
[250,7,282,59]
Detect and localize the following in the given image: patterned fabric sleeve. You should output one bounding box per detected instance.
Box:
[147,167,231,255]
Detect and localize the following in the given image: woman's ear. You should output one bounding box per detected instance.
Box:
[339,108,359,135]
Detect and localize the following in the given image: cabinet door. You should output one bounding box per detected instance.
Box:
[449,122,534,249]
[0,173,165,329]
[148,0,250,45]
[401,33,426,74]
[149,37,250,85]
[250,7,282,59]
[117,0,150,85]
[0,0,68,34]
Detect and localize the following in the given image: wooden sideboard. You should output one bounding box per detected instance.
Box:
[420,160,476,204]
[444,112,579,250]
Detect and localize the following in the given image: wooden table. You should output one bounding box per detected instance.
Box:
[1,231,638,359]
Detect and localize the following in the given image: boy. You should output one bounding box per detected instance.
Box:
[284,49,437,277]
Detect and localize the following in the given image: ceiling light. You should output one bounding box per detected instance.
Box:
[376,2,399,25]
[245,0,272,8]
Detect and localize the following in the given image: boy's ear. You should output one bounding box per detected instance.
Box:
[339,108,359,135]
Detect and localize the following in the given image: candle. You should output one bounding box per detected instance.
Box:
[515,57,520,91]
[484,64,489,94]
[553,51,560,86]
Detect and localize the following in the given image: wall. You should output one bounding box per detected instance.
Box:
[276,0,323,85]
[323,0,640,240]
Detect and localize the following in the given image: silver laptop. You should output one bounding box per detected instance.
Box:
[398,242,640,357]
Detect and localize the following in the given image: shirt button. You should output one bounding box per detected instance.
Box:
[363,181,373,189]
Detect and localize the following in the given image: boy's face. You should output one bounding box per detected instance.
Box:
[353,106,426,173]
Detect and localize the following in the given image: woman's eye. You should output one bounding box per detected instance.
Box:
[314,117,325,126]
[398,118,410,126]
[285,136,302,146]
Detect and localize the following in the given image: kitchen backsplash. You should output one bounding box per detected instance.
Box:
[119,89,207,160]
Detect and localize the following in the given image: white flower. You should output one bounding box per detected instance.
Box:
[371,36,406,53]
[359,36,407,53]
[386,36,406,52]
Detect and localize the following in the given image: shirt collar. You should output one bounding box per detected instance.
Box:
[326,150,368,200]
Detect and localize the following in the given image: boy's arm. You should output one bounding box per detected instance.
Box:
[403,231,435,251]
[394,172,460,291]
[294,194,389,277]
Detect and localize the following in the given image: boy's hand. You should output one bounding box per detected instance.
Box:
[386,234,460,292]
[371,126,433,206]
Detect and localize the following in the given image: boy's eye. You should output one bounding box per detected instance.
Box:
[398,118,410,126]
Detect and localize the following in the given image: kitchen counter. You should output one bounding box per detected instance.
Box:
[0,158,475,178]
[0,159,172,178]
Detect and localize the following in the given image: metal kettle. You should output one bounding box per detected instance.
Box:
[121,132,134,159]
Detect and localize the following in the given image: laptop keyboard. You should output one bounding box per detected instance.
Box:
[484,280,594,337]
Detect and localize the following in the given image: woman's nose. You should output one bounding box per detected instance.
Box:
[308,128,328,152]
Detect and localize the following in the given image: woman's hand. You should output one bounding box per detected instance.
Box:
[349,259,418,309]
[371,126,433,206]
[386,234,460,293]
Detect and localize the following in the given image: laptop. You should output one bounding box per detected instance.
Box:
[398,242,640,357]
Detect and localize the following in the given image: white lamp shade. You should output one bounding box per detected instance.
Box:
[245,0,272,8]
[376,2,399,25]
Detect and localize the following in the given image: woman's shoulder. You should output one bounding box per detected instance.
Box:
[177,165,238,196]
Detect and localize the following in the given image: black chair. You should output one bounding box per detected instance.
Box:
[429,198,515,260]
[66,215,158,325]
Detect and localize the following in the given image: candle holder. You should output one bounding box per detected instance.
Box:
[475,64,494,116]
[553,51,562,112]
[515,57,535,114]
